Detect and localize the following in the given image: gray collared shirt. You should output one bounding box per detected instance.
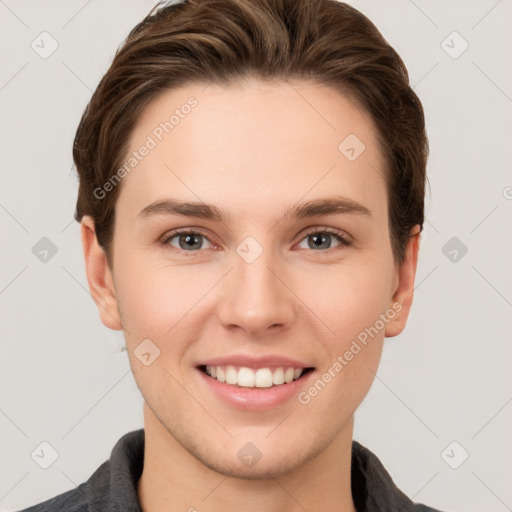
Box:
[18,429,444,511]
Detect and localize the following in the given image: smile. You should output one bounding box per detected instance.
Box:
[199,365,314,388]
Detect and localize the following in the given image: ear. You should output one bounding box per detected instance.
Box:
[80,216,123,331]
[385,225,421,338]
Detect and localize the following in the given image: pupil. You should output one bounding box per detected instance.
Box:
[310,233,330,250]
[180,234,201,250]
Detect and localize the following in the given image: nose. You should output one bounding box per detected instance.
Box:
[217,245,296,337]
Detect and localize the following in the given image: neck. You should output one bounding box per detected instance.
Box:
[137,403,357,512]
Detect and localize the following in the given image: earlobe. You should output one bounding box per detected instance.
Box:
[80,216,123,331]
[385,226,421,338]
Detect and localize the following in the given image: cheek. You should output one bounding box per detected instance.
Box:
[118,265,200,399]
[115,253,204,338]
[297,259,395,345]
[298,270,387,416]
[315,262,393,401]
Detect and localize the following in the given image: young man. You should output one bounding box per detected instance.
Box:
[20,0,443,510]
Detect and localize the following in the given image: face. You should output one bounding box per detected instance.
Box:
[82,78,418,478]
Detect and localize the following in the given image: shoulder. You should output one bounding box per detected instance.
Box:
[351,440,446,512]
[15,429,144,512]
[15,482,91,512]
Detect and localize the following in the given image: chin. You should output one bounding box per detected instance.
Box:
[195,447,313,480]
[181,424,329,481]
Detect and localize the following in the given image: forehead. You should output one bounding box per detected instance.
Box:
[117,79,386,220]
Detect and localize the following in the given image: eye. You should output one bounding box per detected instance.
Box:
[159,227,351,255]
[161,230,214,253]
[297,228,351,251]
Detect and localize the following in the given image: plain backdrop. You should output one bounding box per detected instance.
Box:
[1,1,511,511]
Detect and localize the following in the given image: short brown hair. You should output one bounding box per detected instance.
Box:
[73,0,428,266]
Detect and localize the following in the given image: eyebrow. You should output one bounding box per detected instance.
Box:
[137,196,371,222]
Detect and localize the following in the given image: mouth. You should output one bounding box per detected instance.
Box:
[197,364,315,389]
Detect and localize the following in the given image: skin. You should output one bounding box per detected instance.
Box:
[81,78,420,512]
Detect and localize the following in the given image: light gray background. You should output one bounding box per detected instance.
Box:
[1,1,511,511]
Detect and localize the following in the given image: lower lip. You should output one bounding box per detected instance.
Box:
[196,368,314,411]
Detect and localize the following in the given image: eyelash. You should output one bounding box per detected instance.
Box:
[159,227,352,256]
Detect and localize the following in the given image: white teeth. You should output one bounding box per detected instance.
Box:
[225,365,238,385]
[272,367,285,385]
[254,368,273,388]
[203,365,306,388]
[238,367,255,387]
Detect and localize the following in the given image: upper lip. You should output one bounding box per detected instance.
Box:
[197,355,314,369]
